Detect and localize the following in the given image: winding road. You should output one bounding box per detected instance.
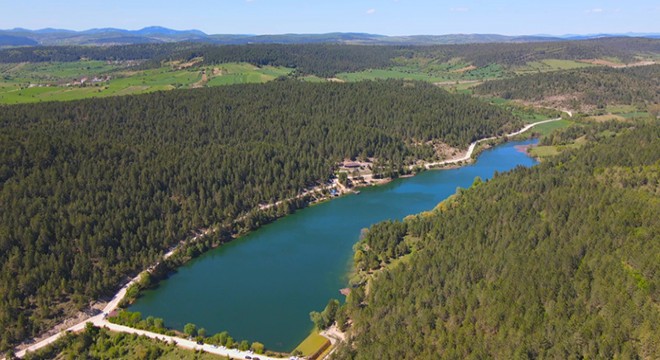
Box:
[424,116,563,168]
[9,115,566,360]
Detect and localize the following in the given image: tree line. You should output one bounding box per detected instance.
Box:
[332,122,660,359]
[2,37,657,77]
[17,323,226,360]
[474,64,660,109]
[0,79,518,351]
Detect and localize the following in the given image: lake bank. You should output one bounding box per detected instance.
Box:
[129,139,539,352]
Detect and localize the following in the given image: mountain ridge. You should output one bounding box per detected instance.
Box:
[2,27,659,47]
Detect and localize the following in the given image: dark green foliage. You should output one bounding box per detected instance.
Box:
[310,299,341,330]
[198,44,402,77]
[438,37,660,67]
[0,79,516,351]
[539,120,632,146]
[0,43,198,63]
[183,323,197,337]
[354,220,409,270]
[108,311,259,351]
[335,125,660,359]
[2,38,657,77]
[108,311,169,335]
[475,64,660,107]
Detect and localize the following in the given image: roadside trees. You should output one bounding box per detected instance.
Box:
[183,323,197,338]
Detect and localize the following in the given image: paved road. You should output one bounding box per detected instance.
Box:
[14,314,285,360]
[424,117,562,169]
[10,115,565,360]
[12,251,288,359]
[94,320,284,360]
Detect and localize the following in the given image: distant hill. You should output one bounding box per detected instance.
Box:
[0,34,38,47]
[2,27,660,47]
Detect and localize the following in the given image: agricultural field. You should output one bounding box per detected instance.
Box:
[514,59,594,74]
[0,60,120,82]
[604,104,650,119]
[0,61,292,104]
[529,119,574,136]
[529,137,585,160]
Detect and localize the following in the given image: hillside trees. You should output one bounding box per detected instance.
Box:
[475,64,660,108]
[0,79,518,350]
[333,124,660,359]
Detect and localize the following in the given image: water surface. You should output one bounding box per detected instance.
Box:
[131,139,538,351]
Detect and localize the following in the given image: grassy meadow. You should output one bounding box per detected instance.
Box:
[293,331,331,358]
[0,61,292,104]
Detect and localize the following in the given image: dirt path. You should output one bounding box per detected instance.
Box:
[13,315,283,360]
[423,116,563,168]
[9,114,566,360]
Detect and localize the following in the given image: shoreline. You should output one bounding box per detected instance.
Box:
[10,116,564,359]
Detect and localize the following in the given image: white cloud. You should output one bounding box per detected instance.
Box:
[450,7,469,12]
[586,8,604,13]
[366,8,376,15]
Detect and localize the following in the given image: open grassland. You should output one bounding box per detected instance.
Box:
[587,114,628,122]
[0,60,119,82]
[0,61,292,104]
[604,105,650,119]
[514,59,595,74]
[530,119,574,136]
[529,139,584,160]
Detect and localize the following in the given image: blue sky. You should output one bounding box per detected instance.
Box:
[2,0,659,35]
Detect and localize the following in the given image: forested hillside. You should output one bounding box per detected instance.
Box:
[2,37,657,77]
[333,124,660,359]
[0,43,192,63]
[474,64,660,108]
[436,37,660,67]
[0,79,519,350]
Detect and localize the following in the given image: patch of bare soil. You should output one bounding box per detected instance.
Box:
[13,300,106,353]
[320,325,346,345]
[514,94,590,113]
[451,65,477,73]
[433,80,480,86]
[192,71,208,88]
[174,58,203,70]
[579,59,656,68]
[431,141,462,160]
[586,114,629,122]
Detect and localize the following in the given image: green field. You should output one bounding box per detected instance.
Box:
[339,58,598,84]
[530,119,574,136]
[0,61,292,104]
[515,59,594,74]
[293,331,331,358]
[0,60,119,81]
[529,145,561,158]
[606,104,637,114]
[529,136,586,160]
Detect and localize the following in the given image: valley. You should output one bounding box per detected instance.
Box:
[0,24,658,360]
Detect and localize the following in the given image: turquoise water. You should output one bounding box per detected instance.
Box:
[130,139,538,351]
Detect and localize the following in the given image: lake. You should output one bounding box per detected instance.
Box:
[130,139,538,351]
